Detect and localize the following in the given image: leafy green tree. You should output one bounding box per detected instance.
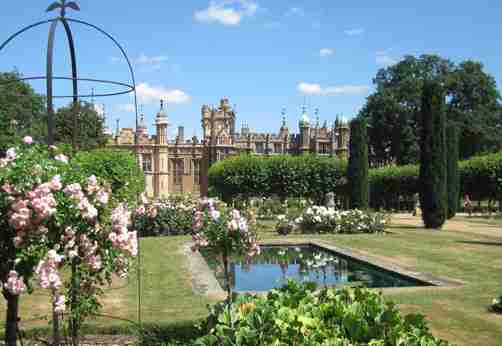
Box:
[53,101,107,150]
[347,118,369,209]
[361,55,501,165]
[447,61,502,158]
[0,72,45,151]
[419,81,447,229]
[446,124,460,219]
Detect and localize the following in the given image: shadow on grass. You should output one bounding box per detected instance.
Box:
[456,240,502,247]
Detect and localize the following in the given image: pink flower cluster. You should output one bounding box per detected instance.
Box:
[79,234,102,272]
[191,199,260,258]
[35,250,63,290]
[4,271,26,295]
[63,183,98,221]
[54,294,66,314]
[109,204,138,258]
[7,177,60,246]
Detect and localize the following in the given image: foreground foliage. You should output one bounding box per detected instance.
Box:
[193,281,452,346]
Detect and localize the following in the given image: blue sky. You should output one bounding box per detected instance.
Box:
[1,0,501,138]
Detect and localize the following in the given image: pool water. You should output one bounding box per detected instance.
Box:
[201,245,431,292]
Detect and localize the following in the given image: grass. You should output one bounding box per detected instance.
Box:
[4,215,502,345]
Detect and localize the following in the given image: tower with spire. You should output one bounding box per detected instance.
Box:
[299,105,311,154]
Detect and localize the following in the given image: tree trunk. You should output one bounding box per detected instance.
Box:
[70,261,80,346]
[52,290,60,346]
[4,291,19,346]
[222,253,232,303]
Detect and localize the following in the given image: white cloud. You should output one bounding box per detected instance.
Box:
[194,0,258,26]
[298,82,370,96]
[344,28,365,36]
[376,50,397,66]
[285,7,305,17]
[319,48,335,57]
[136,83,190,105]
[134,54,168,65]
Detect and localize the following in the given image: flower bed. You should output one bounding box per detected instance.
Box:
[134,197,196,237]
[276,207,387,235]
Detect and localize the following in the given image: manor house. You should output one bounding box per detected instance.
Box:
[110,98,350,198]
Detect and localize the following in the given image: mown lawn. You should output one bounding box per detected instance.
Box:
[3,215,502,345]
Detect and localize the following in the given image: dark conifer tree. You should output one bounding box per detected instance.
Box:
[348,118,369,209]
[446,124,460,219]
[419,81,447,229]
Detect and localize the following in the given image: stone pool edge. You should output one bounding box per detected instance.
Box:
[184,239,463,297]
[264,239,464,288]
[182,243,225,296]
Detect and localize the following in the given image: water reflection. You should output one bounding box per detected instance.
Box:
[201,245,428,292]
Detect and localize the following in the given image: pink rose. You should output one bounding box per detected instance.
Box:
[23,136,33,145]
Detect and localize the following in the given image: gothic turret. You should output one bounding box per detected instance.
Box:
[299,105,311,154]
[155,100,169,145]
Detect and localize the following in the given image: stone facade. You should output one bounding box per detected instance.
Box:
[110,98,350,198]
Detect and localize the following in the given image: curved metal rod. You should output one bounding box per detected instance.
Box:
[46,20,59,146]
[0,76,135,98]
[61,18,79,149]
[65,18,139,117]
[0,20,55,53]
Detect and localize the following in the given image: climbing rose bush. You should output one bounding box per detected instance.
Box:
[191,199,260,299]
[0,139,138,345]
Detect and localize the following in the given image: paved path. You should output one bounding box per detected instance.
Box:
[392,213,502,239]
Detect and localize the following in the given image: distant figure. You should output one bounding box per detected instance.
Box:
[464,194,473,217]
[325,192,336,209]
[412,193,420,216]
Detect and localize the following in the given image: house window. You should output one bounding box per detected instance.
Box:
[172,159,184,185]
[142,154,152,172]
[255,142,264,154]
[320,143,330,154]
[193,160,200,185]
[274,143,282,154]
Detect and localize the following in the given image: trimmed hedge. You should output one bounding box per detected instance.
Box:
[208,154,347,204]
[209,152,502,210]
[73,148,145,205]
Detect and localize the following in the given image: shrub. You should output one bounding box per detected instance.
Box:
[196,281,452,346]
[209,155,347,203]
[369,165,419,210]
[290,207,386,234]
[73,149,145,205]
[420,81,447,228]
[348,118,369,209]
[134,197,195,237]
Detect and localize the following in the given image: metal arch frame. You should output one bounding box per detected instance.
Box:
[0,11,143,329]
[0,17,140,147]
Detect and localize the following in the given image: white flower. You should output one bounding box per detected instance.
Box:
[55,154,69,163]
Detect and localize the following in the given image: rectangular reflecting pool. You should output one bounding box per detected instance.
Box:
[200,244,431,292]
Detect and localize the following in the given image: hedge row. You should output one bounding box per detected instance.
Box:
[209,154,347,204]
[208,152,502,209]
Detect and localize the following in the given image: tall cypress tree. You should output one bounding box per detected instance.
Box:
[348,117,369,209]
[446,124,460,219]
[419,81,447,229]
